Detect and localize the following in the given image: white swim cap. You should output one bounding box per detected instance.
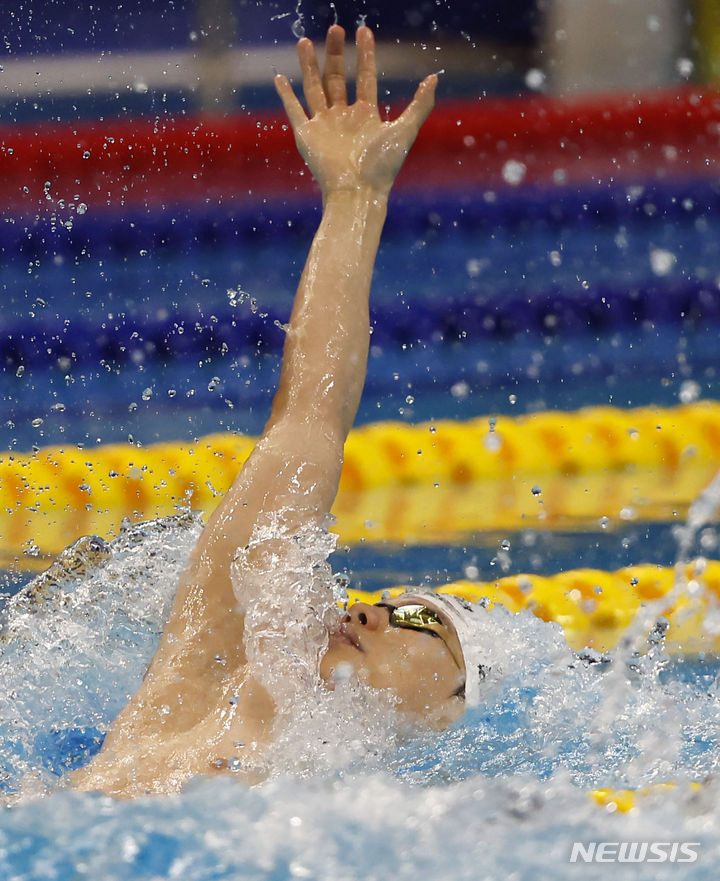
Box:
[393,590,491,706]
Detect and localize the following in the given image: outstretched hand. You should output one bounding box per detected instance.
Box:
[275,25,437,198]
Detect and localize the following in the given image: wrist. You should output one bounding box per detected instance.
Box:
[322,185,390,211]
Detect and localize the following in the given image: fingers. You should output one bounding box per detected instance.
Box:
[274,74,308,130]
[395,74,437,136]
[322,24,347,107]
[356,25,377,107]
[298,37,327,115]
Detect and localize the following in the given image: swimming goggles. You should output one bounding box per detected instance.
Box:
[376,602,445,633]
[375,602,464,671]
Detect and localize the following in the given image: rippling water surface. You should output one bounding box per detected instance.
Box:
[1,514,720,880]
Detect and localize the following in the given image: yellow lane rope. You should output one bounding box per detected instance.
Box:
[1,401,718,558]
[346,559,720,654]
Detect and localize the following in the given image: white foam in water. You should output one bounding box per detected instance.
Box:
[2,512,720,879]
[231,515,407,779]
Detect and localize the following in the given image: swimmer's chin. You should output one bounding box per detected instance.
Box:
[318,650,464,731]
[319,645,363,690]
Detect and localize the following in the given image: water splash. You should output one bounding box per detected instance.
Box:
[1,505,720,876]
[270,2,305,40]
[620,464,720,657]
[291,0,305,40]
[231,514,408,779]
[0,513,202,800]
[586,465,720,766]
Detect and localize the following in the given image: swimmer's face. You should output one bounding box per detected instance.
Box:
[319,601,466,728]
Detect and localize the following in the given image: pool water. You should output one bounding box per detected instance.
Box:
[4,199,720,452]
[4,102,720,879]
[2,515,720,880]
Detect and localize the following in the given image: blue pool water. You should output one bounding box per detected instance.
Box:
[2,516,720,880]
[3,161,720,877]
[4,199,720,452]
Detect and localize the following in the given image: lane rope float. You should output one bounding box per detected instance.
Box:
[347,558,720,655]
[1,401,719,558]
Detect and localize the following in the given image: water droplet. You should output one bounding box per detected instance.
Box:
[598,516,610,530]
[649,247,676,276]
[694,557,708,575]
[524,68,545,90]
[450,380,470,399]
[31,417,43,428]
[531,485,542,496]
[483,432,501,452]
[405,394,415,405]
[76,203,87,215]
[676,57,693,78]
[679,379,701,404]
[501,159,526,186]
[331,661,354,685]
[648,617,669,645]
[500,539,511,551]
[700,528,718,551]
[82,150,90,160]
[291,18,305,39]
[15,365,25,377]
[466,258,487,277]
[141,387,153,401]
[23,539,41,557]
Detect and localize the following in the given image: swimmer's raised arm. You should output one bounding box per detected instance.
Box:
[176,25,436,611]
[71,30,439,792]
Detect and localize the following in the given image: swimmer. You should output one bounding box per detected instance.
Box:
[72,24,485,798]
